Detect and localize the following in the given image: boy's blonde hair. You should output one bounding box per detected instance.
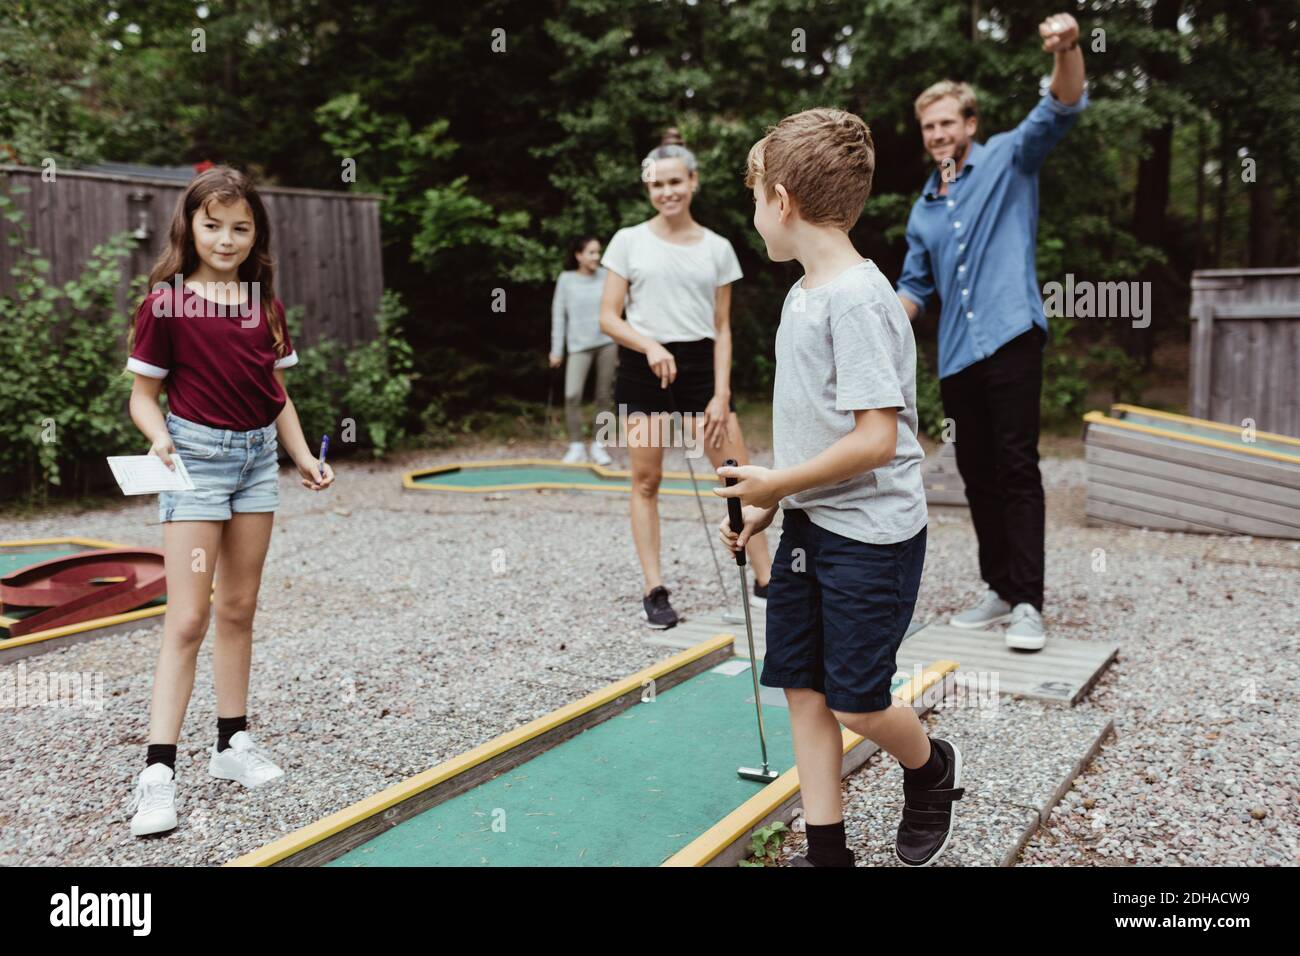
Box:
[914,80,979,120]
[744,108,875,230]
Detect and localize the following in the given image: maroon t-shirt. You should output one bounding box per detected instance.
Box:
[127,285,298,431]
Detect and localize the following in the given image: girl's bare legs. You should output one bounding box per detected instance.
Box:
[627,413,667,593]
[147,520,224,744]
[697,410,772,586]
[211,512,274,719]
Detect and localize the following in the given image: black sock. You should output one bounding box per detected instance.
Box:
[145,743,176,772]
[805,820,855,867]
[902,738,947,788]
[216,715,247,753]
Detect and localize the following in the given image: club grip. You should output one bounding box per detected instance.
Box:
[723,458,743,533]
[723,458,747,568]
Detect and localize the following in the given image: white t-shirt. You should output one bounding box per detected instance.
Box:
[600,220,743,343]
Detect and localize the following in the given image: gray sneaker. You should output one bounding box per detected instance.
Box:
[1005,603,1046,651]
[948,589,1011,630]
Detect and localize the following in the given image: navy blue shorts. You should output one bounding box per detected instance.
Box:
[761,509,927,713]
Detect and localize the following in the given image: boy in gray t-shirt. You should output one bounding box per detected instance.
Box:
[771,259,927,545]
[717,108,964,868]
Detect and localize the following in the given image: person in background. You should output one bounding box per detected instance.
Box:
[550,236,615,465]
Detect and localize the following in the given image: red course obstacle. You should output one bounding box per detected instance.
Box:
[0,549,167,637]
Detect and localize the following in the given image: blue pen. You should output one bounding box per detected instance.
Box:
[318,434,330,484]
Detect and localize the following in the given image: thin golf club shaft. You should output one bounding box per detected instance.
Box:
[722,457,774,775]
[543,366,555,441]
[666,380,734,608]
[737,563,771,771]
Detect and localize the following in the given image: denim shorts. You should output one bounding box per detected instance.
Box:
[158,412,280,522]
[761,509,927,713]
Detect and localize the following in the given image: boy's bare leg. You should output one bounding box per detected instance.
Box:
[786,688,848,824]
[831,701,932,769]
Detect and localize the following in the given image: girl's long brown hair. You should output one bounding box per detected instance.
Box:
[130,166,287,356]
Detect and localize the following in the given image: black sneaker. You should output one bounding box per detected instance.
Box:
[895,738,964,867]
[641,585,678,629]
[751,580,769,610]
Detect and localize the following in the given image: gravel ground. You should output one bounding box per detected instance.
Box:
[0,439,1296,866]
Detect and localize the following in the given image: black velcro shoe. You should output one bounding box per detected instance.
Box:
[641,585,678,629]
[895,738,964,867]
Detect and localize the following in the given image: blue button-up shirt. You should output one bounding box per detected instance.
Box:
[896,90,1088,379]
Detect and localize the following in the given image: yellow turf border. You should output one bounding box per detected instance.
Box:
[226,634,737,867]
[0,537,169,646]
[1084,408,1300,465]
[1109,404,1300,448]
[402,457,720,498]
[661,659,959,867]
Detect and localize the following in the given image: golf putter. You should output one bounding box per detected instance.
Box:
[724,459,780,783]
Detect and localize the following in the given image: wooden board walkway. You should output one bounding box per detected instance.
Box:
[651,610,1117,708]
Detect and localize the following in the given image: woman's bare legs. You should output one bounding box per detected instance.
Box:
[627,413,668,594]
[147,520,224,744]
[211,512,274,719]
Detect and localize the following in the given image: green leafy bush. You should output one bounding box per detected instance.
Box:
[284,290,417,458]
[915,353,946,442]
[0,186,137,502]
[1041,317,1088,429]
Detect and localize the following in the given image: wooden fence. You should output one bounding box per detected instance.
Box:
[0,164,384,348]
[1190,267,1300,439]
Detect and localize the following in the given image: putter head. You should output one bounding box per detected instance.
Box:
[738,766,781,783]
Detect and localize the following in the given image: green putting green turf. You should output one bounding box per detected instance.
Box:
[414,464,709,493]
[1,543,166,637]
[0,545,86,577]
[1115,410,1300,459]
[328,662,913,867]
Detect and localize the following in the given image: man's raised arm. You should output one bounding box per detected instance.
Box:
[1043,12,1085,106]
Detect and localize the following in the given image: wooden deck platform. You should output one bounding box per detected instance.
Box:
[651,610,1118,708]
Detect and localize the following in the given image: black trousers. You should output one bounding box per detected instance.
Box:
[939,326,1046,611]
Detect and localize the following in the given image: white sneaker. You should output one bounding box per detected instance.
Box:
[209,731,284,788]
[129,763,177,836]
[1005,603,1046,651]
[561,442,587,464]
[948,588,1012,629]
[588,441,612,466]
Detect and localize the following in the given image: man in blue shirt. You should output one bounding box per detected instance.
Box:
[897,12,1087,651]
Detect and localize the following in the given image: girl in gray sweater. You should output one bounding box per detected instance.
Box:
[550,236,616,464]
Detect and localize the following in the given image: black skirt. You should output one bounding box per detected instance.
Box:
[614,339,737,415]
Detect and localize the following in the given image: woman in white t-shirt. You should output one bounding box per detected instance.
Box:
[599,128,772,629]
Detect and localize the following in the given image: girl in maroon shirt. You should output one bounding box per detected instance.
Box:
[124,166,334,837]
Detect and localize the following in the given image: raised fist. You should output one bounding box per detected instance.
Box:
[1040,12,1080,53]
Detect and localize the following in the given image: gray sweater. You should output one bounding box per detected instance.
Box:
[551,268,612,356]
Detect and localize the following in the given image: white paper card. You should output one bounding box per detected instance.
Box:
[107,454,195,495]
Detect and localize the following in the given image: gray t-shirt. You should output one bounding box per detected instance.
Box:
[772,259,928,545]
